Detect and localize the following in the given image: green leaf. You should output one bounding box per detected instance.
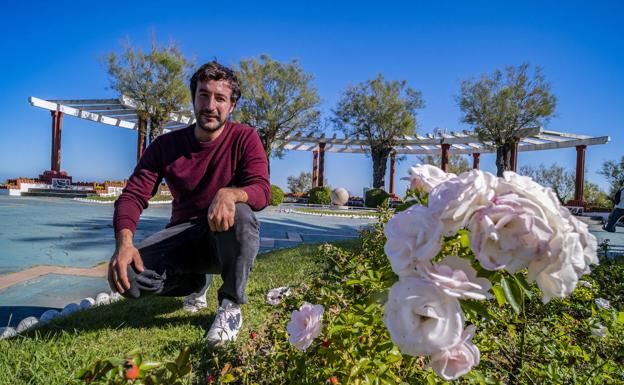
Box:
[175,346,191,369]
[492,285,506,307]
[501,277,522,314]
[460,299,492,320]
[513,272,533,299]
[618,312,624,324]
[139,361,162,371]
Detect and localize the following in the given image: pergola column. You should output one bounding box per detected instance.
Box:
[318,142,326,187]
[136,116,147,162]
[312,148,319,187]
[441,144,450,172]
[472,153,480,169]
[573,145,587,205]
[389,152,396,195]
[510,140,519,172]
[50,110,63,173]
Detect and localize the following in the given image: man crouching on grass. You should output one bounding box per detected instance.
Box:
[107,61,270,345]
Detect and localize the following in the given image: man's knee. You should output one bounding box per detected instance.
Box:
[234,203,259,232]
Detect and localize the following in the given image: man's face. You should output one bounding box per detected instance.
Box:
[193,79,235,133]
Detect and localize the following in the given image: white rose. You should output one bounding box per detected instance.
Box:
[404,164,457,192]
[428,170,497,236]
[416,256,492,300]
[527,231,582,303]
[563,212,599,275]
[468,193,554,273]
[498,172,563,217]
[287,302,324,351]
[384,277,464,356]
[428,325,480,380]
[384,205,444,277]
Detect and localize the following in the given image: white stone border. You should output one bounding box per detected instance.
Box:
[0,291,124,339]
[281,208,378,219]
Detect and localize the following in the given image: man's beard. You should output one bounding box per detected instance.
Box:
[196,111,226,132]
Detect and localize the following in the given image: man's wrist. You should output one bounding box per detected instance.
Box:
[218,187,248,204]
[115,229,135,249]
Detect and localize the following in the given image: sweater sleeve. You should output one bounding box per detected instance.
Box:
[238,130,271,211]
[113,139,164,233]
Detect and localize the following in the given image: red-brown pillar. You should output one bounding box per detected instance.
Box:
[50,110,63,173]
[441,144,450,172]
[137,117,147,162]
[573,145,587,204]
[318,142,326,187]
[510,140,519,172]
[389,152,396,195]
[472,153,480,169]
[312,148,319,187]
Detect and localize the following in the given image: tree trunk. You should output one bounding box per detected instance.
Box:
[261,137,272,177]
[371,149,389,189]
[495,142,513,177]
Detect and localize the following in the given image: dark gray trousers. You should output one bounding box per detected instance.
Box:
[122,203,260,304]
[604,208,624,233]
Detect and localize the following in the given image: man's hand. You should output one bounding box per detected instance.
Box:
[207,188,248,232]
[108,229,144,293]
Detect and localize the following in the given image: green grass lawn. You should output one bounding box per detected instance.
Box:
[0,242,355,384]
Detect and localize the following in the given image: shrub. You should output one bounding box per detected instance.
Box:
[308,186,331,205]
[270,185,284,206]
[365,188,389,208]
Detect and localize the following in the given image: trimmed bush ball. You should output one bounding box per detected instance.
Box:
[365,188,390,208]
[331,187,350,206]
[308,186,332,205]
[270,185,284,206]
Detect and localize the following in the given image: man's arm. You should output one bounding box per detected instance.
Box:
[109,139,163,292]
[207,187,248,232]
[108,229,144,294]
[207,129,269,232]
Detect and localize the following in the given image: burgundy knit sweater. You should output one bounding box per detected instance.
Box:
[113,122,270,233]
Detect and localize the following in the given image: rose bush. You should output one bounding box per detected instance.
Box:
[382,165,601,379]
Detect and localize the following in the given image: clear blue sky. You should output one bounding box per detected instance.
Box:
[0,1,622,196]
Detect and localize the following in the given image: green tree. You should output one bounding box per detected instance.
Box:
[107,39,193,143]
[458,63,556,176]
[417,154,471,175]
[234,54,321,163]
[519,163,575,204]
[584,181,613,209]
[287,171,312,193]
[334,74,424,188]
[598,156,624,197]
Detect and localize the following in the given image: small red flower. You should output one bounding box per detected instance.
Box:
[207,374,216,384]
[250,331,258,339]
[123,359,139,380]
[327,376,339,385]
[321,339,331,348]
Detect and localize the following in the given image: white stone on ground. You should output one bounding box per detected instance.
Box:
[95,292,111,306]
[39,309,60,323]
[16,316,39,333]
[0,327,17,339]
[79,297,95,309]
[109,292,123,303]
[331,187,350,206]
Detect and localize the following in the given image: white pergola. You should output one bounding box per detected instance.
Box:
[30,96,610,206]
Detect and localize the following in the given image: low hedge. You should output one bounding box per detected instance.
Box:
[307,186,331,205]
[270,185,284,206]
[365,188,389,208]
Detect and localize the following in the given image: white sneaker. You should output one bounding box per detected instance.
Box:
[206,299,242,345]
[182,276,211,313]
